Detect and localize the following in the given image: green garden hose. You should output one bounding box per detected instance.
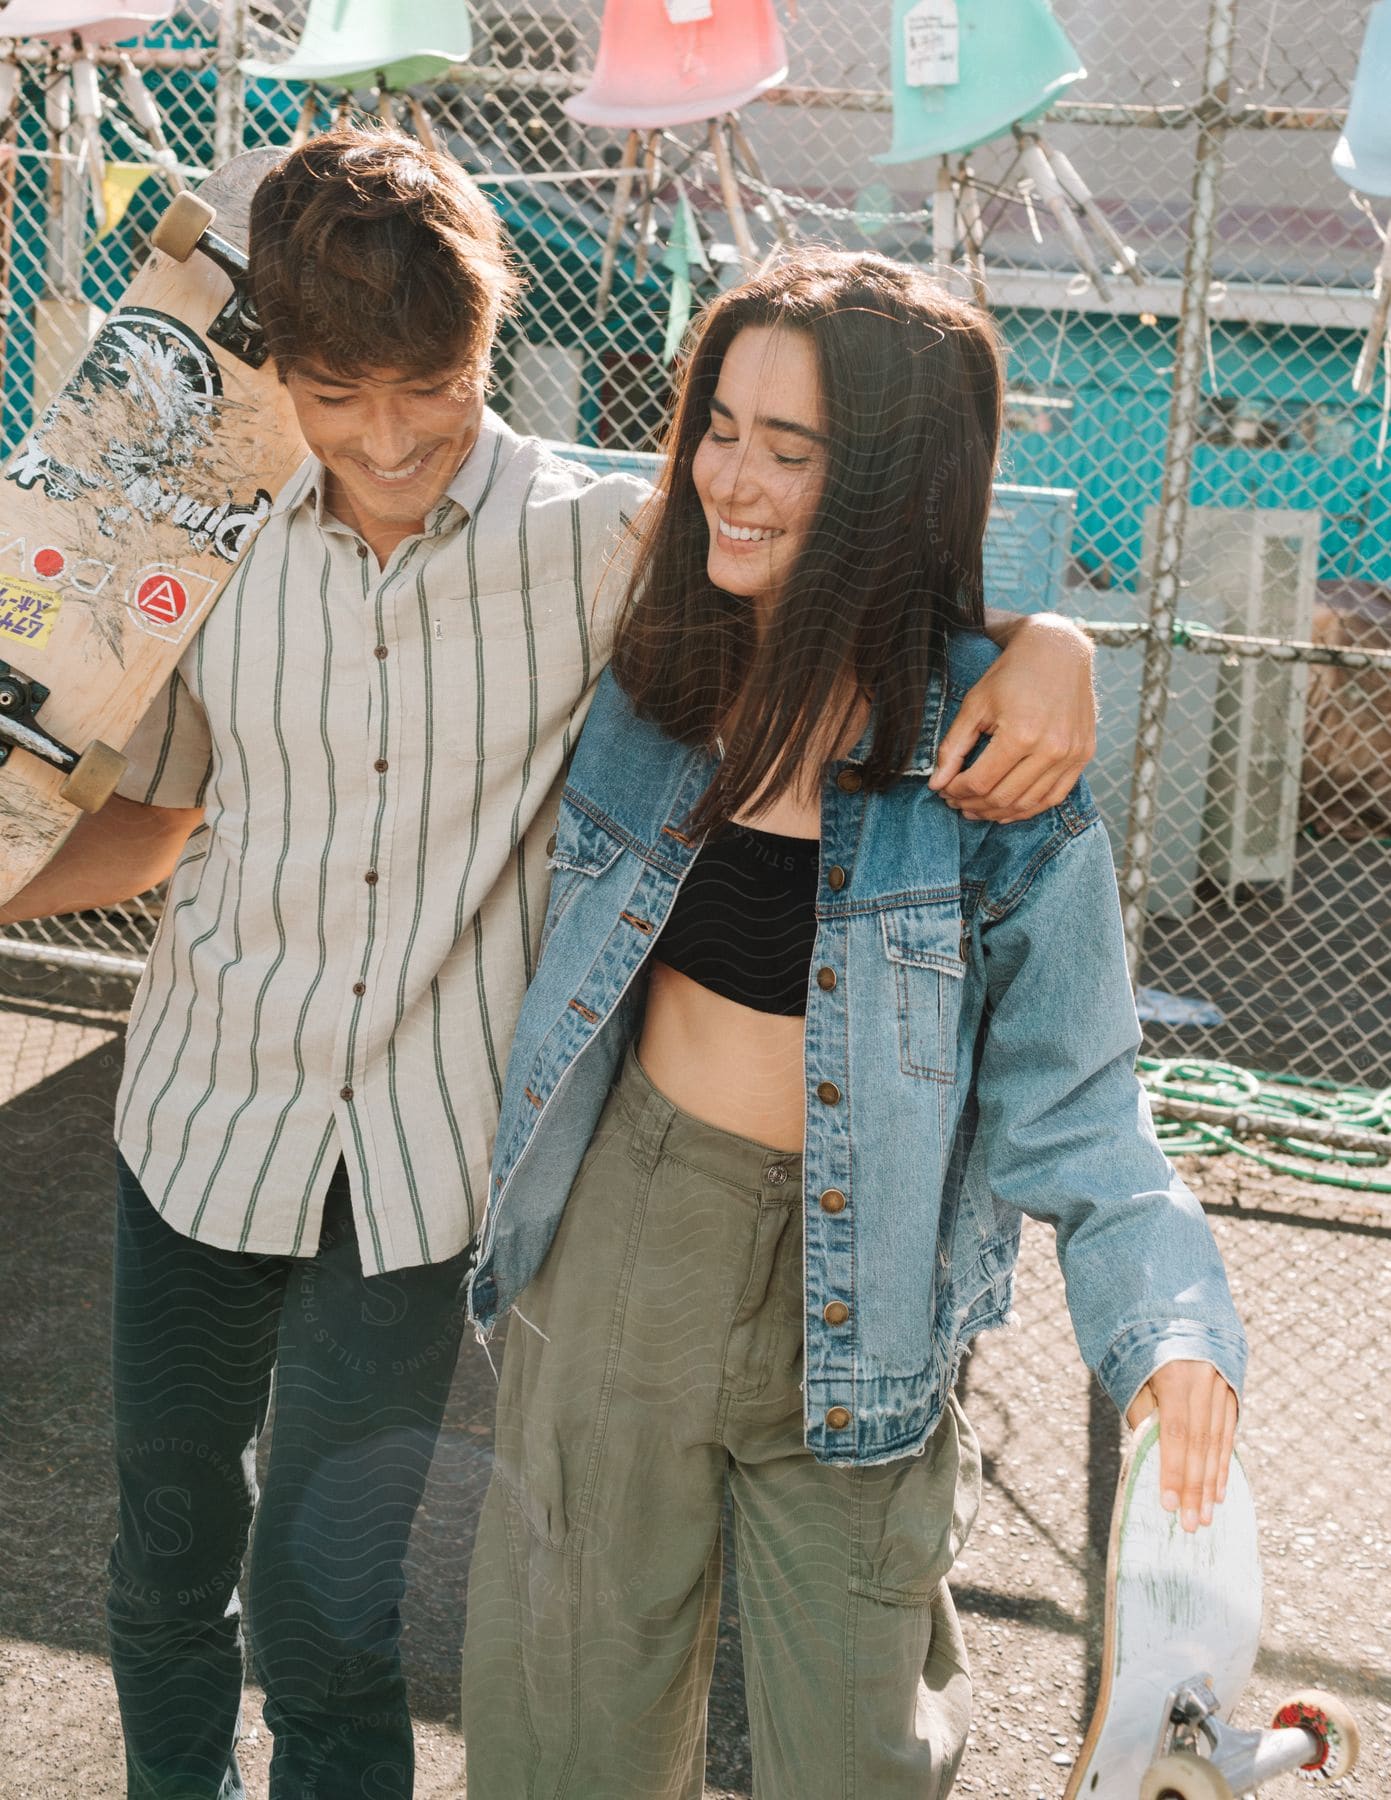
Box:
[1139,1056,1391,1192]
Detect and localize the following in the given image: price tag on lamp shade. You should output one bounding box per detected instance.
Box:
[665,0,714,20]
[904,0,960,86]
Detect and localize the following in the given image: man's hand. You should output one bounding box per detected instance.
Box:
[1126,1359,1239,1534]
[930,612,1096,822]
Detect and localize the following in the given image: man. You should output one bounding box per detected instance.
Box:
[1,126,1098,1798]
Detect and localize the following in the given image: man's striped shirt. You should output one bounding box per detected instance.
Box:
[114,410,648,1272]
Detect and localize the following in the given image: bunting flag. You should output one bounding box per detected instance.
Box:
[661,179,711,366]
[96,162,157,240]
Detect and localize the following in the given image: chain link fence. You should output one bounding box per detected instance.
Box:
[1,0,1389,1100]
[1,11,1387,1788]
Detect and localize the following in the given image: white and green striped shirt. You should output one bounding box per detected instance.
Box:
[114,410,648,1273]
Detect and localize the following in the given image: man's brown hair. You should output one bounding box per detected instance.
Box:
[248,123,522,381]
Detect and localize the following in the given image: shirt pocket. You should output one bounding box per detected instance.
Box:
[538,799,626,961]
[435,582,588,765]
[880,900,966,1084]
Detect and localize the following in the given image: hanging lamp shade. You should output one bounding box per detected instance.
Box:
[240,0,473,92]
[564,0,787,131]
[0,0,176,43]
[1333,0,1391,198]
[875,0,1085,165]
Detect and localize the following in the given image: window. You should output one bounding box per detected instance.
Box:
[1198,395,1306,452]
[1004,392,1073,435]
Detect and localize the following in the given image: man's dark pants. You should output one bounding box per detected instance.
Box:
[106,1153,469,1799]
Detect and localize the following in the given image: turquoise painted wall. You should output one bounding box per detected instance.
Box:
[996,308,1391,591]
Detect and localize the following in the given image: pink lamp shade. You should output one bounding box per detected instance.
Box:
[0,0,177,44]
[564,0,787,131]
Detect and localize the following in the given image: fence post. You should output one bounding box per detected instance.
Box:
[1118,0,1239,982]
[214,0,250,167]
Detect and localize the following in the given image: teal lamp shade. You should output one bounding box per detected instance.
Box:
[1333,0,1391,198]
[240,0,473,92]
[875,0,1085,165]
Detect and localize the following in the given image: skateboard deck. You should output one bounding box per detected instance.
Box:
[0,145,305,905]
[1065,1415,1358,1799]
[1064,1413,1261,1798]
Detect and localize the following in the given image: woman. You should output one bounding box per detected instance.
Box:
[460,250,1245,1798]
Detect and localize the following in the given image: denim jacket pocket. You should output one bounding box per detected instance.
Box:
[881,902,966,1084]
[538,801,627,960]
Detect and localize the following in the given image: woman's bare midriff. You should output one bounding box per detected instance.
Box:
[634,698,870,1151]
[637,959,808,1153]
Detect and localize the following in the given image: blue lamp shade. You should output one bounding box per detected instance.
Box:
[875,0,1085,166]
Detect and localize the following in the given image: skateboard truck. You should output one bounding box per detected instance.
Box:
[0,661,127,813]
[151,193,268,369]
[1140,1676,1361,1799]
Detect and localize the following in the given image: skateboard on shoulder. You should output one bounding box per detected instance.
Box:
[1064,1413,1360,1799]
[0,146,305,905]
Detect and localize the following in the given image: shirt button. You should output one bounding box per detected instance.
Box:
[819,1188,847,1214]
[826,1406,852,1431]
[816,1080,841,1105]
[357,544,369,560]
[340,1085,354,1100]
[546,832,557,856]
[836,768,863,794]
[823,1300,850,1326]
[374,644,389,660]
[374,758,389,774]
[352,981,366,997]
[365,870,379,885]
[826,865,847,891]
[816,966,836,991]
[766,1163,789,1186]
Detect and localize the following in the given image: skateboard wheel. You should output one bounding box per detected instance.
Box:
[58,740,127,813]
[1139,1752,1234,1800]
[151,191,216,262]
[1271,1687,1361,1778]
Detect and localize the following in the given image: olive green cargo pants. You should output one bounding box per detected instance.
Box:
[461,1049,982,1799]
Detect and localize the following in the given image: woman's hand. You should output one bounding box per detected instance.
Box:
[930,611,1096,821]
[1126,1359,1239,1533]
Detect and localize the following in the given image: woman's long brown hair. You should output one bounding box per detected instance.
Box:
[609,248,1005,836]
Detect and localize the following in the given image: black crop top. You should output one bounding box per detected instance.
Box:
[653,822,820,1016]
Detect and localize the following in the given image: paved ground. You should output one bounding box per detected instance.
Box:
[2,955,1387,1799]
[1139,833,1391,1088]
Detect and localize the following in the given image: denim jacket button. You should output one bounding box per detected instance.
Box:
[823,1300,850,1326]
[826,864,847,891]
[545,832,557,856]
[819,1188,847,1214]
[816,966,837,991]
[826,1406,852,1430]
[836,768,863,794]
[815,1080,841,1105]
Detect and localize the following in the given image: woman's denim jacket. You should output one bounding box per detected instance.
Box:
[468,634,1247,1466]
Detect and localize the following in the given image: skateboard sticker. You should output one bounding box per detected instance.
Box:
[125,562,218,642]
[0,572,61,650]
[0,533,115,598]
[5,307,274,563]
